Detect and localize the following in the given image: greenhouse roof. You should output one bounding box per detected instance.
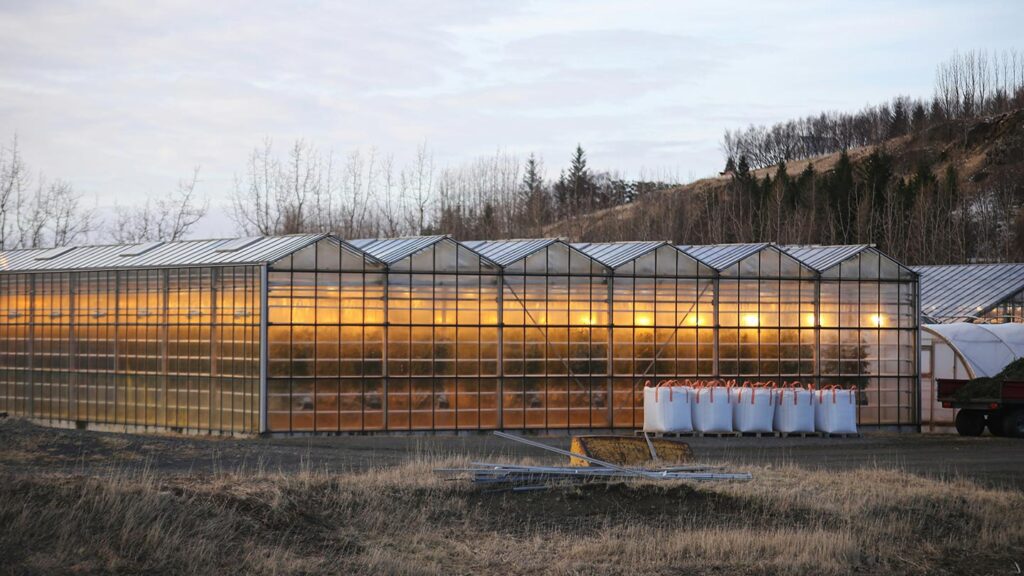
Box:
[571,241,667,269]
[462,239,561,266]
[676,243,771,270]
[913,263,1024,322]
[349,235,451,264]
[0,234,329,273]
[782,244,874,272]
[0,234,925,283]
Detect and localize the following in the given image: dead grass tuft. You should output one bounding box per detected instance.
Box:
[1,455,1022,575]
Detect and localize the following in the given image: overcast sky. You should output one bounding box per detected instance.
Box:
[1,0,1021,236]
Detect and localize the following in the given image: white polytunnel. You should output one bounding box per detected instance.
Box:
[920,322,1024,430]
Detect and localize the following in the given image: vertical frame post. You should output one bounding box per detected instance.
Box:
[259,264,269,434]
[27,275,35,418]
[496,266,504,429]
[712,275,720,378]
[914,275,922,431]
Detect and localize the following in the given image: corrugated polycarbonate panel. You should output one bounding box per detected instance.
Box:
[923,322,1024,377]
[913,263,1024,322]
[985,322,1024,357]
[462,239,560,266]
[0,234,330,272]
[677,243,770,271]
[571,241,666,269]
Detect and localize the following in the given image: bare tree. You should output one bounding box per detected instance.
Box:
[404,143,434,235]
[14,177,50,249]
[0,136,29,250]
[48,180,95,247]
[231,139,283,235]
[0,135,95,249]
[231,139,334,236]
[279,139,321,234]
[16,177,94,249]
[110,167,208,243]
[375,153,406,237]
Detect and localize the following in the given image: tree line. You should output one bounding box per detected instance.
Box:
[576,140,1024,265]
[1,132,671,250]
[4,125,1020,266]
[723,50,1024,170]
[228,140,674,240]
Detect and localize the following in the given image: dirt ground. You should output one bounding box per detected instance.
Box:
[2,418,1022,489]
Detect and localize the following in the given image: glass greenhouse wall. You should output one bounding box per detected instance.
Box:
[814,249,918,425]
[0,235,920,434]
[0,266,261,433]
[983,291,1024,323]
[265,237,387,432]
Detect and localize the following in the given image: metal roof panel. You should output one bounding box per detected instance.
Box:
[913,263,1024,322]
[781,244,871,272]
[570,241,667,269]
[676,243,771,270]
[462,238,560,266]
[0,234,330,273]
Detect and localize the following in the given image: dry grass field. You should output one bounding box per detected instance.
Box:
[1,420,1022,575]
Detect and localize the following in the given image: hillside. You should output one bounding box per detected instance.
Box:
[545,108,1024,265]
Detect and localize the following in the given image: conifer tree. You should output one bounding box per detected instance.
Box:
[828,150,856,243]
[554,144,597,215]
[735,155,752,183]
[522,154,543,199]
[520,153,550,231]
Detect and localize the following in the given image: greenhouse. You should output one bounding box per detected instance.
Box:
[913,263,1024,324]
[0,235,919,434]
[920,322,1024,431]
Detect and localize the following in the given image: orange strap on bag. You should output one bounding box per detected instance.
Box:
[815,385,829,405]
[698,384,716,403]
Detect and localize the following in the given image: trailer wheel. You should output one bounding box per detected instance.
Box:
[988,410,1007,437]
[1002,409,1024,438]
[955,410,986,436]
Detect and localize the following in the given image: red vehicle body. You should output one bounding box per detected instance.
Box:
[936,378,1024,437]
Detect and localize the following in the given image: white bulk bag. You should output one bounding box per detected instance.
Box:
[773,389,815,433]
[692,386,733,433]
[643,386,693,433]
[814,388,858,434]
[731,387,775,433]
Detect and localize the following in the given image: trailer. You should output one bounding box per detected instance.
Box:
[937,378,1024,437]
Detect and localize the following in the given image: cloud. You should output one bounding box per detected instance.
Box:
[0,0,1021,237]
